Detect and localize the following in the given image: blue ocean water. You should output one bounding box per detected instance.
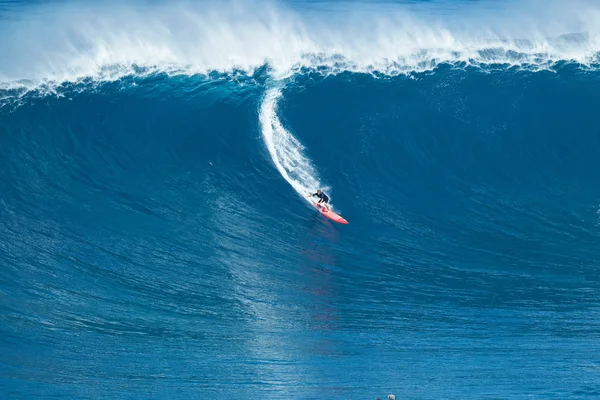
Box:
[2,0,600,399]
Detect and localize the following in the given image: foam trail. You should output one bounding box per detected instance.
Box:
[259,88,329,208]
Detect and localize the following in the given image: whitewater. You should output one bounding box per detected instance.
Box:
[1,0,600,88]
[2,0,600,399]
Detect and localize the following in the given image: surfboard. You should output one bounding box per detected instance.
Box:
[313,202,348,224]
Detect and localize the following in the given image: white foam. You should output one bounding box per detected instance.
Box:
[1,0,600,93]
[259,87,329,206]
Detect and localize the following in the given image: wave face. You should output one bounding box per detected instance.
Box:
[3,1,600,399]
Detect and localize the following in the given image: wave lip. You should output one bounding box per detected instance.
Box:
[1,0,600,96]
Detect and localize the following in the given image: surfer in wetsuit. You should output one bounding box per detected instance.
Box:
[307,189,330,210]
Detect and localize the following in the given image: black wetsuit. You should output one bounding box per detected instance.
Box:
[312,192,329,204]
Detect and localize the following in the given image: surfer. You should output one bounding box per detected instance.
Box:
[307,189,330,210]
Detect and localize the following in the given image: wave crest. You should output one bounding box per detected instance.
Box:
[1,0,600,95]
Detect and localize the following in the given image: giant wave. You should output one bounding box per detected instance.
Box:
[2,1,600,399]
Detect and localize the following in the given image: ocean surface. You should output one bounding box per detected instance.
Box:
[2,0,600,399]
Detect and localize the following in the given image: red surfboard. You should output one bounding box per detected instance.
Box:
[313,202,348,224]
